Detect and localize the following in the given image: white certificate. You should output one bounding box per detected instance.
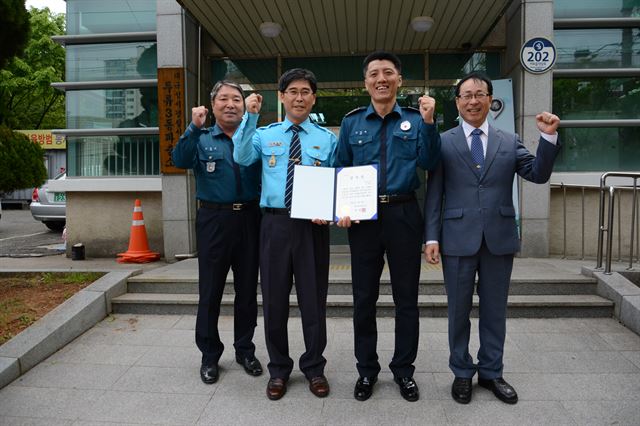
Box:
[334,165,378,221]
[290,166,335,220]
[290,165,378,221]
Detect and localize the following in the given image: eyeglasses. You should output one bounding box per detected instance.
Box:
[284,89,313,98]
[457,92,490,101]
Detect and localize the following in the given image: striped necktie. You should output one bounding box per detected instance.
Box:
[284,124,302,209]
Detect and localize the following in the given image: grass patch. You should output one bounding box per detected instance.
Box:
[0,272,105,345]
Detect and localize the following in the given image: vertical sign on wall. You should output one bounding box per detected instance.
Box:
[158,68,186,174]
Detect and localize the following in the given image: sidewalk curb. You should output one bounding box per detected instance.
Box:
[583,266,640,335]
[0,269,140,389]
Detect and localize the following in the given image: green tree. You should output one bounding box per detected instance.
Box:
[0,0,30,69]
[0,7,65,130]
[0,125,47,195]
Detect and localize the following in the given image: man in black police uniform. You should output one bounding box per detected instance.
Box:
[172,80,263,384]
[335,51,441,401]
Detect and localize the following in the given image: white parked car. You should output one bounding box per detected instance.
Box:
[30,172,66,231]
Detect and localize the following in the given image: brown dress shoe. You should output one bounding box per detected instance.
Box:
[266,378,287,400]
[308,375,330,398]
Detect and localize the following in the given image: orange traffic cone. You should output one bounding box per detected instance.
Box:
[117,199,160,263]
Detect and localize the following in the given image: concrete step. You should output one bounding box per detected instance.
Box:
[111,293,613,318]
[126,277,598,296]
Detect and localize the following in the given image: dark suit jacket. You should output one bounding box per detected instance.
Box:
[424,124,561,256]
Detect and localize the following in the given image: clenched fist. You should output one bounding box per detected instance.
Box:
[245,93,263,114]
[192,106,208,129]
[418,95,436,124]
[536,111,560,135]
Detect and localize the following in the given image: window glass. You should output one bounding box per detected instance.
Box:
[554,0,640,18]
[66,0,156,34]
[553,77,640,119]
[555,28,640,69]
[67,88,158,129]
[212,59,277,85]
[555,127,640,171]
[66,43,157,82]
[67,135,160,176]
[429,53,501,80]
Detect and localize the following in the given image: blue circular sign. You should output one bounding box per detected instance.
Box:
[520,37,556,74]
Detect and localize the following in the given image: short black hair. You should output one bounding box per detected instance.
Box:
[278,68,317,93]
[455,72,493,97]
[362,51,402,76]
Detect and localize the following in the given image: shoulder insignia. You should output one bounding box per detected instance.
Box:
[344,106,366,117]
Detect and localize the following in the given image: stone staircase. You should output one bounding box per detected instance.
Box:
[111,259,613,318]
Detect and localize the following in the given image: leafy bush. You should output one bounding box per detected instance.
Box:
[0,125,47,195]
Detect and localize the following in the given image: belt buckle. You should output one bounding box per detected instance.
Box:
[232,203,243,211]
[379,195,389,204]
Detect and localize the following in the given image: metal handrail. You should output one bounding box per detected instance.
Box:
[551,182,639,267]
[597,172,640,274]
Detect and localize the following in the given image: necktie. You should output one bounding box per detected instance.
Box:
[284,124,302,209]
[470,128,484,171]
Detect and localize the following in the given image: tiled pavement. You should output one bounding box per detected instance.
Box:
[1,314,639,425]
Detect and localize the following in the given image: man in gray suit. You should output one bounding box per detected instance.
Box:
[424,72,560,405]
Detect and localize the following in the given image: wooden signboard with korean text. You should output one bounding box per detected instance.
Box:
[158,67,186,174]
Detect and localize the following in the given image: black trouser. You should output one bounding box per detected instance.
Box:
[260,212,330,380]
[195,205,260,366]
[348,199,423,379]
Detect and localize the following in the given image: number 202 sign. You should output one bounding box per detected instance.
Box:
[520,37,556,74]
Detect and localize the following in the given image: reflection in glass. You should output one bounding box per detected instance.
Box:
[67,135,160,177]
[429,53,500,80]
[554,0,640,19]
[555,28,640,69]
[66,0,156,35]
[553,77,640,119]
[555,127,640,172]
[67,43,157,82]
[67,87,158,129]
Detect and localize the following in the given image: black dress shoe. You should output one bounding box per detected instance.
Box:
[236,355,263,376]
[354,376,377,401]
[451,377,472,404]
[394,377,419,402]
[478,377,518,404]
[200,364,218,384]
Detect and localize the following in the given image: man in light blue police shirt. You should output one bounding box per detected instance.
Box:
[233,68,337,401]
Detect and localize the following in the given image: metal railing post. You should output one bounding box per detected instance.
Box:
[605,186,616,274]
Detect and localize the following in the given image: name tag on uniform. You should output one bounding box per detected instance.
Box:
[206,161,216,172]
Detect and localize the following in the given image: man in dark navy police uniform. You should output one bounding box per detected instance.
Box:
[172,80,263,385]
[334,51,441,402]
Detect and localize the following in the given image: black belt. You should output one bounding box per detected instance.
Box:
[263,207,290,215]
[199,200,258,211]
[378,193,415,204]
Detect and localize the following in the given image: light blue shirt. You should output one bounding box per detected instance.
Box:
[233,113,338,208]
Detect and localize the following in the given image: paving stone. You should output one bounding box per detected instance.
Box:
[12,362,127,390]
[94,314,180,330]
[562,400,640,426]
[197,395,324,425]
[522,351,640,373]
[442,400,575,425]
[0,357,19,389]
[111,365,217,395]
[79,390,209,424]
[509,332,614,352]
[620,351,640,369]
[322,398,448,425]
[511,373,640,401]
[0,386,103,419]
[0,416,73,425]
[47,343,149,365]
[134,345,200,368]
[596,331,640,350]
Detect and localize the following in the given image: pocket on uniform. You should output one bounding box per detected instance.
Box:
[392,130,418,159]
[348,134,374,164]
